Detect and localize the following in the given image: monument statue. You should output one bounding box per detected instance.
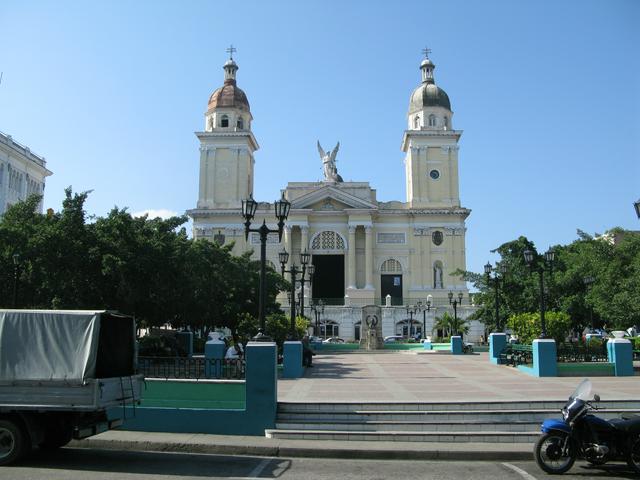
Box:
[317,140,343,182]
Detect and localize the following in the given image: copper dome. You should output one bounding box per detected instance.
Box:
[207,79,250,113]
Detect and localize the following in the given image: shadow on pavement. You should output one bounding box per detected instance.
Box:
[19,447,292,478]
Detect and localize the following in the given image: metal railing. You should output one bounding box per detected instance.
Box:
[137,356,245,380]
[556,342,609,363]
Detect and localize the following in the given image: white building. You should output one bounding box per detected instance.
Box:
[0,131,52,215]
[188,52,482,342]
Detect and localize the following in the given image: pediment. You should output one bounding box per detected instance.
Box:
[290,185,377,210]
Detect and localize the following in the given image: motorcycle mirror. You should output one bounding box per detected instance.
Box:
[593,394,600,402]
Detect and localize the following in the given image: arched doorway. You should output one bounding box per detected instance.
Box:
[395,319,422,339]
[380,259,403,305]
[311,231,346,305]
[319,320,340,339]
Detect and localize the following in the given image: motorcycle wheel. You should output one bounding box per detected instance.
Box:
[534,432,576,475]
[628,437,640,474]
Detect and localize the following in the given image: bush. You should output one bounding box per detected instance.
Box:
[507,312,572,345]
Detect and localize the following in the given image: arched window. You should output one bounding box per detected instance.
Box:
[220,115,229,128]
[381,259,402,273]
[413,115,420,129]
[433,261,444,289]
[428,114,436,127]
[443,116,449,129]
[236,117,244,129]
[311,231,346,251]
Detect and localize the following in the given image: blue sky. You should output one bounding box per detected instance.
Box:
[1,0,638,278]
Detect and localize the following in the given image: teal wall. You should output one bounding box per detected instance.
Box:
[115,342,277,436]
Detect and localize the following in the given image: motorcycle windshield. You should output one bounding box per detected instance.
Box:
[569,378,592,401]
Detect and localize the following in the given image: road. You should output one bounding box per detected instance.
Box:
[0,448,636,479]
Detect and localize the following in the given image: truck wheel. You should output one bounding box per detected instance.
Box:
[39,427,73,450]
[0,418,30,466]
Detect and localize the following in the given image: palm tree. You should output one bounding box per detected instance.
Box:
[432,312,469,339]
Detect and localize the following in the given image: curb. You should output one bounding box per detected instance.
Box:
[69,437,534,462]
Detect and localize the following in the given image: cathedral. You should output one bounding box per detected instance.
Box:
[187,51,480,342]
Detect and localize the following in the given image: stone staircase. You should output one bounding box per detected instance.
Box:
[265,400,640,443]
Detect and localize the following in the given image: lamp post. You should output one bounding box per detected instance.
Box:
[416,295,433,339]
[523,248,555,339]
[311,299,325,337]
[448,291,464,337]
[279,248,312,340]
[298,254,314,319]
[242,194,291,341]
[406,304,418,339]
[583,276,595,332]
[12,254,19,308]
[484,261,508,332]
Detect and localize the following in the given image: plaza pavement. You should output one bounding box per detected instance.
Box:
[72,351,639,461]
[279,350,640,402]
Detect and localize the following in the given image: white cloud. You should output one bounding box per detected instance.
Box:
[132,209,179,220]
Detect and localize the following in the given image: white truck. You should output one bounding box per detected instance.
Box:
[0,310,144,465]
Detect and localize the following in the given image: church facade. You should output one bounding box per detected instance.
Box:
[187,52,480,342]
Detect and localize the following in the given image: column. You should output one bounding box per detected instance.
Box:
[347,225,356,288]
[284,225,292,270]
[300,225,309,300]
[365,225,373,289]
[300,225,309,253]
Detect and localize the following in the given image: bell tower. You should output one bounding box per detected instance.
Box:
[402,49,461,209]
[196,47,258,209]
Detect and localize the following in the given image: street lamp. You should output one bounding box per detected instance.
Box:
[448,291,464,336]
[279,248,312,340]
[523,248,555,339]
[484,261,508,332]
[12,254,20,308]
[406,304,418,339]
[583,276,595,332]
[416,295,433,339]
[242,194,291,341]
[311,299,325,337]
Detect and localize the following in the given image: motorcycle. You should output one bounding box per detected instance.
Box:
[534,378,640,475]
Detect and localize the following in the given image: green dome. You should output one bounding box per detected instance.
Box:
[409,83,451,112]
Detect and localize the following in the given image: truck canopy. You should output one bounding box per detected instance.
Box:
[0,310,135,384]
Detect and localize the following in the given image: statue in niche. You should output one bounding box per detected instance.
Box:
[317,140,343,182]
[433,264,443,289]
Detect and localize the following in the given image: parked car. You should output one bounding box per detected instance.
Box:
[383,335,404,343]
[322,337,345,344]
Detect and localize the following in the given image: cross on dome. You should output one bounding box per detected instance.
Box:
[226,44,237,60]
[421,47,432,59]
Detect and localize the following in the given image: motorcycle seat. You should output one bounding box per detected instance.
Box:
[608,416,640,434]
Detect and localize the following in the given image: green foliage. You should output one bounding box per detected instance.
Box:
[432,311,469,337]
[461,230,640,334]
[506,311,572,344]
[0,189,287,333]
[138,335,186,357]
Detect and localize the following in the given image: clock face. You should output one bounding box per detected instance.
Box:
[429,169,440,180]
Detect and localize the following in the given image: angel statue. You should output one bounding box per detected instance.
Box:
[317,140,343,182]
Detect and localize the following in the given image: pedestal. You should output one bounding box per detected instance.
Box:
[489,333,508,364]
[607,339,634,376]
[204,340,225,378]
[451,336,463,355]
[532,339,557,377]
[283,341,304,378]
